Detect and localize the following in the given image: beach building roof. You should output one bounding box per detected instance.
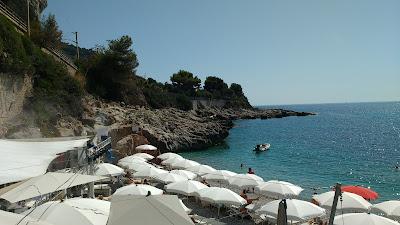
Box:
[108,194,194,225]
[94,163,125,177]
[113,184,163,196]
[0,172,105,203]
[0,137,89,185]
[23,198,110,225]
[257,199,326,222]
[0,209,55,225]
[333,213,399,225]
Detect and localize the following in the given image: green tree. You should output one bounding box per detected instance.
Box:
[170,70,201,96]
[230,83,244,96]
[204,76,228,98]
[39,14,63,49]
[86,35,141,103]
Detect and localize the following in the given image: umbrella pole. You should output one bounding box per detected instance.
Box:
[218,205,220,218]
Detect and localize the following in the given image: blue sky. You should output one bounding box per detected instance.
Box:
[44,0,400,105]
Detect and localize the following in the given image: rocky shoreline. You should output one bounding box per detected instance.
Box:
[2,95,315,154]
[78,96,315,154]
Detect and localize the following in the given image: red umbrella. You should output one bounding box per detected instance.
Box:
[341,185,379,200]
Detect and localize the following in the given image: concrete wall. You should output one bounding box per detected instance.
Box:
[0,73,32,135]
[191,98,226,110]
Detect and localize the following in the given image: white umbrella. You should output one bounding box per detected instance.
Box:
[113,184,163,196]
[179,199,192,214]
[94,163,125,176]
[171,159,200,169]
[333,213,399,225]
[0,210,55,225]
[165,180,208,196]
[255,180,304,199]
[228,173,264,188]
[123,161,153,172]
[202,170,237,183]
[23,198,110,225]
[158,152,182,161]
[371,200,400,220]
[171,170,198,180]
[135,144,157,151]
[118,156,147,166]
[132,153,154,160]
[257,199,326,222]
[161,156,185,166]
[154,172,188,184]
[186,164,217,175]
[0,172,105,203]
[109,195,194,225]
[196,187,247,206]
[313,191,372,212]
[133,167,167,179]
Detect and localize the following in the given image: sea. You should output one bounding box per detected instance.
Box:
[181,101,400,202]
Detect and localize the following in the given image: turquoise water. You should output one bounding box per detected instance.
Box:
[181,102,400,202]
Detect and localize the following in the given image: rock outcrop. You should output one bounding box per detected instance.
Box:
[72,95,315,153]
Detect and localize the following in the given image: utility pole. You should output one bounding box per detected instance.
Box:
[328,183,342,225]
[26,0,30,36]
[72,32,80,60]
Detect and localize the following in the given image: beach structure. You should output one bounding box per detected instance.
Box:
[170,170,198,180]
[313,191,372,213]
[94,163,124,177]
[113,184,163,196]
[256,199,326,223]
[108,195,194,225]
[333,213,399,225]
[0,137,89,185]
[186,164,217,176]
[23,198,110,225]
[165,180,208,196]
[0,172,105,204]
[371,200,400,221]
[255,180,304,199]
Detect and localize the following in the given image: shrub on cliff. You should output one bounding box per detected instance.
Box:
[0,15,83,135]
[0,16,32,73]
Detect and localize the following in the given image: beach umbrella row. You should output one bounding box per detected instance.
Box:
[255,180,304,199]
[94,163,125,177]
[165,180,208,196]
[313,191,372,213]
[171,169,198,180]
[333,213,399,225]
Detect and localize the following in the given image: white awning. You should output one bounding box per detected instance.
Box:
[0,172,105,203]
[0,137,89,185]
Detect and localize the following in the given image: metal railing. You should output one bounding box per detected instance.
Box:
[46,47,78,71]
[0,0,27,32]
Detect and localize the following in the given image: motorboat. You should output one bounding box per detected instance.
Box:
[253,143,271,152]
